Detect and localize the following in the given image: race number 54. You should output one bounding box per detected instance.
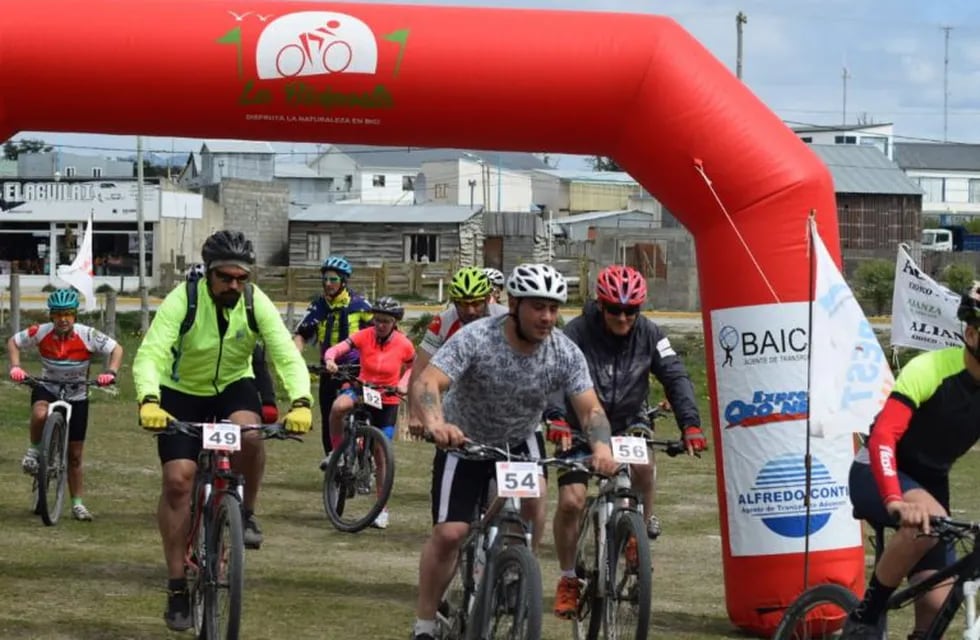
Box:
[203,423,242,452]
[495,461,540,498]
[611,436,649,465]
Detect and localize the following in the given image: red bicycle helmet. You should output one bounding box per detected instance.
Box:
[595,265,647,306]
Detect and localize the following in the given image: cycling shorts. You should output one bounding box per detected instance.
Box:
[157,379,261,464]
[31,386,89,443]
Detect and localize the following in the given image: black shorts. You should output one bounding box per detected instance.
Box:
[157,379,262,464]
[31,386,90,443]
[430,431,546,525]
[339,389,399,428]
[849,461,955,575]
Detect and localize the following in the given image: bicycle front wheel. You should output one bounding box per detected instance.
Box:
[322,423,395,533]
[476,545,543,640]
[771,583,860,640]
[604,511,651,640]
[205,493,245,640]
[573,504,603,640]
[37,409,69,526]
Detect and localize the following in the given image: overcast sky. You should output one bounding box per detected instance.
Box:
[12,0,980,170]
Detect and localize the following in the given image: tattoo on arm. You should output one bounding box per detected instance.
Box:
[586,410,612,446]
[416,382,443,425]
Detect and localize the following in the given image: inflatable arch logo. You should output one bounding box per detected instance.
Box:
[0,2,863,635]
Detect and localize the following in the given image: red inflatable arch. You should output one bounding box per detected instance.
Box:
[0,2,863,635]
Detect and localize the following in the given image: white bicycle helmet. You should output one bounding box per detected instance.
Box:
[483,267,505,288]
[506,263,568,303]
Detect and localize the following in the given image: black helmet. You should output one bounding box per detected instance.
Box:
[202,230,255,271]
[371,296,405,321]
[957,280,980,325]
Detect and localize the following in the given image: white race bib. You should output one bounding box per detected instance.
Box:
[611,436,649,465]
[495,461,541,498]
[202,423,242,452]
[363,386,383,409]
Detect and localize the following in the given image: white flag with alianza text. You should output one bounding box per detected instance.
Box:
[56,215,97,312]
[889,244,961,351]
[809,221,894,436]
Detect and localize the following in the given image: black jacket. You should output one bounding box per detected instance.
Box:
[561,302,700,434]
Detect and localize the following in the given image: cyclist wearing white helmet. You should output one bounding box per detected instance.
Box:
[407,263,618,640]
[482,267,505,303]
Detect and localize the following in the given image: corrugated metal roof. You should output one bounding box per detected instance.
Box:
[552,209,653,225]
[201,140,276,154]
[791,122,893,134]
[274,163,319,178]
[894,143,980,171]
[330,144,549,171]
[534,169,639,184]
[290,204,482,224]
[810,144,923,195]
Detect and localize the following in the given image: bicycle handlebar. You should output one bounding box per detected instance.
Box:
[308,363,405,398]
[22,376,105,388]
[147,421,303,442]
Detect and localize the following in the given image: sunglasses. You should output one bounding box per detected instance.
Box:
[604,304,641,317]
[322,276,343,284]
[213,270,250,284]
[50,310,77,319]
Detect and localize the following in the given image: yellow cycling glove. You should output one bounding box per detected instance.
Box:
[283,399,313,434]
[139,398,174,431]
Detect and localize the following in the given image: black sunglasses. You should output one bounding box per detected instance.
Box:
[604,303,641,317]
[213,270,250,284]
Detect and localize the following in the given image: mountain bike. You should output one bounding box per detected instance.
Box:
[311,364,398,533]
[153,421,299,640]
[22,377,103,526]
[773,515,980,639]
[435,438,577,640]
[567,427,687,640]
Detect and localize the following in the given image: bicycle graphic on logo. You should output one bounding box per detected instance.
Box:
[255,11,379,80]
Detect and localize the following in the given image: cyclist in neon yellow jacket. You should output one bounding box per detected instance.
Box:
[133,230,312,632]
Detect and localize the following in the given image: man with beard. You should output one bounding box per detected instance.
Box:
[133,230,312,632]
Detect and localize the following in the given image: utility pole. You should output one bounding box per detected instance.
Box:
[942,25,952,142]
[137,136,149,333]
[841,65,850,124]
[735,11,747,80]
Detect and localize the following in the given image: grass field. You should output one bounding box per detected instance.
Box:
[0,318,976,639]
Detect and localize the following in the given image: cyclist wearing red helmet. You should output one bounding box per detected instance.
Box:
[547,264,705,619]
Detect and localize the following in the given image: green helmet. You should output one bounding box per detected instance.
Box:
[47,288,80,311]
[450,267,492,300]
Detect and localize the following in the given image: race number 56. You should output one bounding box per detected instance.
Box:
[495,461,540,498]
[203,423,242,452]
[611,436,649,465]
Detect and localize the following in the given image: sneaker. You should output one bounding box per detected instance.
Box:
[164,588,192,632]
[840,614,885,640]
[372,508,390,530]
[243,515,263,550]
[646,514,662,539]
[71,504,94,521]
[319,457,329,471]
[21,448,39,475]
[553,576,580,619]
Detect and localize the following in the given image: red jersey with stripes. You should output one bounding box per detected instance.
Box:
[14,323,118,401]
[419,302,508,356]
[343,328,415,406]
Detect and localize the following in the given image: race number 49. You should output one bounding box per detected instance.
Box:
[611,436,649,464]
[495,461,540,498]
[203,423,242,451]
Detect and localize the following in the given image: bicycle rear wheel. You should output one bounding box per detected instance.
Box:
[322,423,395,533]
[771,584,860,640]
[37,410,69,526]
[604,511,651,640]
[572,504,603,640]
[477,545,543,640]
[205,493,245,640]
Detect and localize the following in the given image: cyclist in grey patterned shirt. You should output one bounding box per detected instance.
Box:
[408,263,618,640]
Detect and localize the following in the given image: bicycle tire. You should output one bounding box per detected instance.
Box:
[475,545,543,640]
[322,423,395,533]
[604,511,651,640]
[771,583,860,640]
[573,503,603,640]
[205,493,245,640]
[187,483,208,638]
[37,409,69,526]
[438,538,478,640]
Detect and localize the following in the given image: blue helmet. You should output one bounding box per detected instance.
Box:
[321,255,352,279]
[47,288,80,311]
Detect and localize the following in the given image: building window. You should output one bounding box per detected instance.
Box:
[92,167,103,177]
[306,232,330,262]
[833,135,857,144]
[917,177,945,203]
[970,179,980,204]
[434,183,448,199]
[372,174,386,187]
[402,175,415,191]
[64,166,77,177]
[405,234,439,263]
[800,136,813,143]
[344,175,353,191]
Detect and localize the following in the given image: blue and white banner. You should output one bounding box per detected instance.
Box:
[889,244,961,351]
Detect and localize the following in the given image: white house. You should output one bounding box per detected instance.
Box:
[895,143,980,221]
[792,123,895,160]
[420,158,534,211]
